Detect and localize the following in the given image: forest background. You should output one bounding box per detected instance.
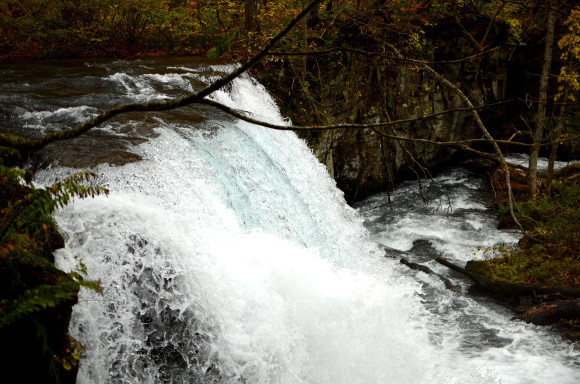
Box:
[1,1,580,381]
[2,0,580,298]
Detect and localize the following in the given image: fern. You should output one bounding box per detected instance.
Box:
[0,282,80,329]
[0,158,107,382]
[0,170,108,245]
[45,171,109,207]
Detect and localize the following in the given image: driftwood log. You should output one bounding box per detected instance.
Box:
[400,258,459,291]
[435,258,580,297]
[514,299,580,325]
[435,258,580,330]
[541,162,580,179]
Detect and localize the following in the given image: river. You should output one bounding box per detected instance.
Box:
[1,58,579,383]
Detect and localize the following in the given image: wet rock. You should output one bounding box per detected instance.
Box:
[266,26,512,203]
[514,299,580,326]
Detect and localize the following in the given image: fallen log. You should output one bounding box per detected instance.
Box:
[435,258,580,298]
[435,258,580,339]
[434,258,482,284]
[400,258,458,291]
[381,245,410,256]
[546,162,580,179]
[514,299,580,326]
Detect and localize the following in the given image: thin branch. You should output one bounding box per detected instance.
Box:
[401,141,452,211]
[269,46,580,109]
[5,93,577,152]
[267,46,500,65]
[370,126,528,171]
[0,0,324,151]
[455,16,483,51]
[200,97,575,149]
[380,42,527,236]
[400,143,428,203]
[480,1,508,49]
[422,63,527,234]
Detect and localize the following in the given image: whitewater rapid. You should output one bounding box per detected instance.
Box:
[4,58,575,383]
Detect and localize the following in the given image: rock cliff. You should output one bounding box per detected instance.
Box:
[264,19,534,203]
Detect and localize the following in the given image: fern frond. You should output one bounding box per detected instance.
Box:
[0,281,80,329]
[0,164,25,183]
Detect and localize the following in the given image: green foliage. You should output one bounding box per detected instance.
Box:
[68,255,102,292]
[0,255,100,329]
[0,282,80,329]
[480,182,580,287]
[54,335,83,372]
[0,0,550,62]
[0,0,207,57]
[557,5,580,102]
[0,170,108,246]
[0,0,323,58]
[0,150,106,381]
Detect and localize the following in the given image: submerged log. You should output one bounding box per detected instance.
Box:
[400,258,458,291]
[436,258,580,338]
[382,245,410,255]
[434,258,483,285]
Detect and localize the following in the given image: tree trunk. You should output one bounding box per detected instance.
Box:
[546,104,566,192]
[529,1,556,196]
[301,0,309,77]
[245,0,259,32]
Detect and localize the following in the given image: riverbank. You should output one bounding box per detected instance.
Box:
[458,162,580,342]
[0,148,79,383]
[0,142,107,383]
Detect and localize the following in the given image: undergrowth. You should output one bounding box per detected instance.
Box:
[0,145,107,382]
[481,182,580,287]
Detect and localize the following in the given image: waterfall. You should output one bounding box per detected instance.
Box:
[5,58,577,383]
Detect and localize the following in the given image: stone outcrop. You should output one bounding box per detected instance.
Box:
[265,21,518,203]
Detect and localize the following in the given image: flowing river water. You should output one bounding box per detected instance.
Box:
[1,58,579,383]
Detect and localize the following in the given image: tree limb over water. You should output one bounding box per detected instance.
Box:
[400,258,458,291]
[0,0,324,151]
[1,0,576,238]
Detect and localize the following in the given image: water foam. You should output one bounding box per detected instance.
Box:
[25,61,579,383]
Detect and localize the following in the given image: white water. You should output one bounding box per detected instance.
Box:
[23,61,579,383]
[505,153,579,172]
[356,167,580,383]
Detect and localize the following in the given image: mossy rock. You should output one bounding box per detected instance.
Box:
[465,260,528,296]
[466,259,580,298]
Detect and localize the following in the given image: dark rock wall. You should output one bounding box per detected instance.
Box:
[267,23,513,203]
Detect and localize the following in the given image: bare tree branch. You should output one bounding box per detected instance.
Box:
[200,98,538,145]
[5,90,577,155]
[267,46,500,65]
[374,42,528,235]
[0,0,324,151]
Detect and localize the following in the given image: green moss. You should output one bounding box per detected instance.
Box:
[476,182,580,288]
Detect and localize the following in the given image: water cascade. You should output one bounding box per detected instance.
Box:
[2,58,578,383]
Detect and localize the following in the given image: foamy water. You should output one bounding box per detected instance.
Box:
[3,58,576,383]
